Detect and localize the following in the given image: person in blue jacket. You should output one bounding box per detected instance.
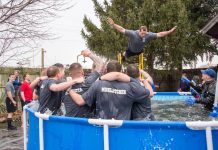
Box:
[178,71,190,92]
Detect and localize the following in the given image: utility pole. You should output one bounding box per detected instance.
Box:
[32,49,34,67]
[41,48,46,71]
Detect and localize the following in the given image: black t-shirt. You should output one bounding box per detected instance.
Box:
[34,80,42,97]
[63,71,100,118]
[38,79,63,114]
[82,78,150,120]
[131,98,152,120]
[131,81,153,120]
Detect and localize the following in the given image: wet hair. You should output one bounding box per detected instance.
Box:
[139,26,147,31]
[53,63,64,69]
[126,64,139,78]
[53,63,65,75]
[69,63,83,76]
[106,60,121,73]
[47,66,60,78]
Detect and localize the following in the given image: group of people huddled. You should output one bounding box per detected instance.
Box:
[5,50,156,130]
[179,69,217,110]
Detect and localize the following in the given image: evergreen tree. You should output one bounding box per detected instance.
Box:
[82,0,217,71]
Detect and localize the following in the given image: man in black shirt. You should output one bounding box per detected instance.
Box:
[38,66,83,115]
[63,49,104,118]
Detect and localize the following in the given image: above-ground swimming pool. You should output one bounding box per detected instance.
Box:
[23,92,218,150]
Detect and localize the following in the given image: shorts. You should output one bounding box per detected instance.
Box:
[6,97,16,113]
[125,47,142,57]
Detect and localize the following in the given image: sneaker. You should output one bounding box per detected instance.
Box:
[8,125,17,130]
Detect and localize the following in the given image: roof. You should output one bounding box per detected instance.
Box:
[200,14,218,40]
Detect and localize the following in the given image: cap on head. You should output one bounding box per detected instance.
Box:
[201,68,216,78]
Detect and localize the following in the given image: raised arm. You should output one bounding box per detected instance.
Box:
[142,79,154,97]
[100,72,130,82]
[20,91,26,101]
[156,26,177,38]
[49,77,84,92]
[140,70,154,84]
[107,17,125,34]
[30,76,47,89]
[81,49,104,74]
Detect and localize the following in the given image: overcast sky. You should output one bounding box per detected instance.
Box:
[32,0,103,69]
[30,0,217,69]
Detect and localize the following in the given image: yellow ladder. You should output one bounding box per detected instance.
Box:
[139,53,144,79]
[117,53,122,64]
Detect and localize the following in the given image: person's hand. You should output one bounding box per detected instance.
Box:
[107,17,114,26]
[170,26,177,33]
[81,49,91,57]
[12,100,17,106]
[141,78,149,83]
[66,76,72,81]
[185,97,196,106]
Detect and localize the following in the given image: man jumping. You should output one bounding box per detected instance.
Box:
[107,17,177,61]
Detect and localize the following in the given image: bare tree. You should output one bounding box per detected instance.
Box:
[0,0,74,66]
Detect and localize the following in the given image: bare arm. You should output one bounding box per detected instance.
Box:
[107,17,125,34]
[140,70,153,84]
[156,26,177,38]
[32,90,39,100]
[49,77,84,92]
[100,72,131,82]
[81,50,104,73]
[69,89,86,106]
[30,76,48,89]
[20,91,26,101]
[7,91,16,105]
[142,79,154,97]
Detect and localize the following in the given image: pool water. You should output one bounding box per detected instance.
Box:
[152,100,213,121]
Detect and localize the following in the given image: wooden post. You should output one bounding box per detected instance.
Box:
[41,48,45,71]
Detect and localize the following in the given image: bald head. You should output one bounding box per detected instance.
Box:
[69,63,83,78]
